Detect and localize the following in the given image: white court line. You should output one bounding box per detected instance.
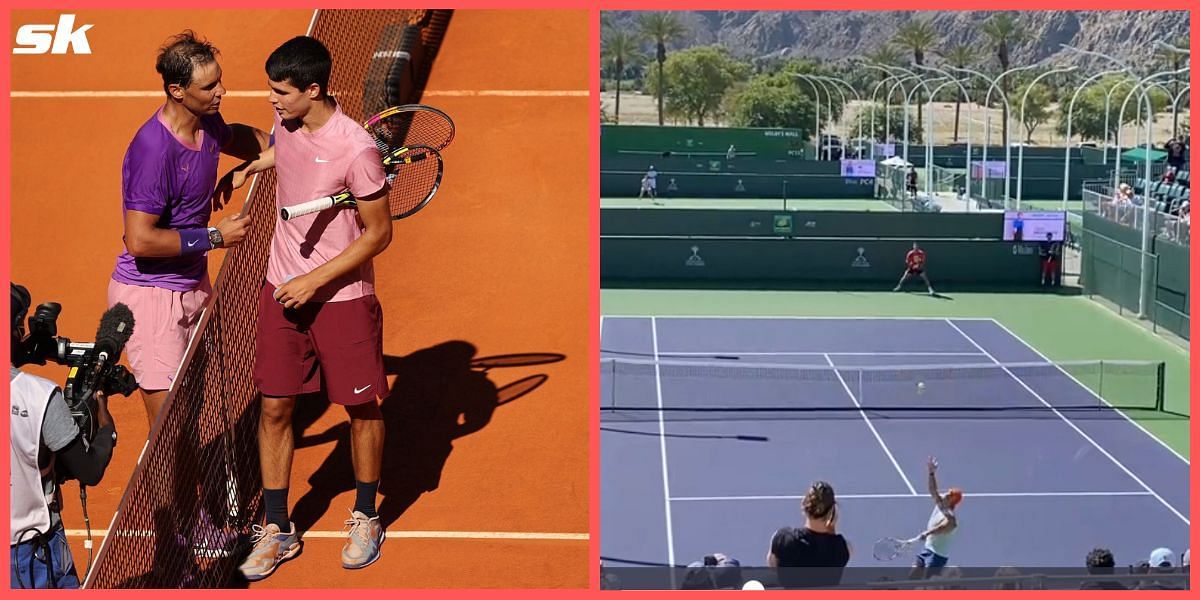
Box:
[823,354,917,496]
[10,90,587,98]
[67,529,587,541]
[987,319,1189,465]
[945,319,1189,526]
[671,491,1154,502]
[651,317,678,588]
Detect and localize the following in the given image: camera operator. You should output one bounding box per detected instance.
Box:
[10,284,118,589]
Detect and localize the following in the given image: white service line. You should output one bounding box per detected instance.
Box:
[650,317,678,584]
[945,319,1189,526]
[823,353,918,496]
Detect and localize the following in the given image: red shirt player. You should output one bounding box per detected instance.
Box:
[894,242,935,295]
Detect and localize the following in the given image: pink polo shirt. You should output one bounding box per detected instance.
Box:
[266,104,387,303]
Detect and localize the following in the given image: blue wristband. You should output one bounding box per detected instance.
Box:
[179,228,212,255]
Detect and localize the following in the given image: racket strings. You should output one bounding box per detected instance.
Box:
[385,147,442,218]
[368,112,454,153]
[873,537,917,561]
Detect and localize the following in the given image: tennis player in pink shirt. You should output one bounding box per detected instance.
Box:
[226,36,392,580]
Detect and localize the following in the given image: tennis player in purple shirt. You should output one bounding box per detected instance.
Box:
[109,31,269,428]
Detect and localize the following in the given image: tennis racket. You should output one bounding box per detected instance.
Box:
[280,104,454,221]
[365,104,455,153]
[873,536,922,561]
[280,144,443,221]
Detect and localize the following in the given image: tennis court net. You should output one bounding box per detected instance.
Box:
[600,357,1166,422]
[83,9,450,589]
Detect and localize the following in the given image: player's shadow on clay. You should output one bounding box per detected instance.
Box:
[288,341,564,533]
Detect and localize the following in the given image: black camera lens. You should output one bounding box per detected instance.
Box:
[30,302,62,337]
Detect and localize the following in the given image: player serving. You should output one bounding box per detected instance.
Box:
[893,242,935,295]
[910,456,961,580]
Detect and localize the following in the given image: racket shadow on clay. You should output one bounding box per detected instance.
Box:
[297,208,343,259]
[289,341,565,533]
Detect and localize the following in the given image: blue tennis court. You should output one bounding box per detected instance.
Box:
[600,316,1189,578]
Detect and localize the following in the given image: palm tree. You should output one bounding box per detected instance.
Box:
[637,12,688,126]
[864,45,905,108]
[939,43,978,142]
[1154,35,1189,136]
[865,45,904,68]
[980,12,1029,149]
[601,30,642,124]
[892,18,939,125]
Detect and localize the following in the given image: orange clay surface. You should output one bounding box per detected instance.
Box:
[10,9,589,588]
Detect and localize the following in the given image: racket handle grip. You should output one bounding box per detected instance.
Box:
[281,196,337,221]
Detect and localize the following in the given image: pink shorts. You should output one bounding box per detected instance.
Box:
[253,282,387,406]
[107,278,212,391]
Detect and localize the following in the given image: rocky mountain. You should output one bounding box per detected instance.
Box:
[603,11,1189,72]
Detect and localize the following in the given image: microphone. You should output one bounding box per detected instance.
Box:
[81,304,135,399]
[63,303,136,441]
[94,303,135,363]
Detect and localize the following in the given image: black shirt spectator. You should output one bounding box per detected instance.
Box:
[770,527,850,588]
[1079,547,1126,590]
[1166,139,1186,169]
[768,481,850,589]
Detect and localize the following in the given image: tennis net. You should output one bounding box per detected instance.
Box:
[83,10,450,589]
[600,357,1165,422]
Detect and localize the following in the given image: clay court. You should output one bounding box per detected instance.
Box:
[10,9,589,588]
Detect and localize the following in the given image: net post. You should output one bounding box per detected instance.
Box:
[608,359,616,412]
[857,368,863,404]
[1155,361,1165,412]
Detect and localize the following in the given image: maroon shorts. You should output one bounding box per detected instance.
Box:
[1042,258,1059,276]
[253,282,388,405]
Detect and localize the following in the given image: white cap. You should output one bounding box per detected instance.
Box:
[742,580,765,590]
[1182,549,1190,568]
[1150,547,1175,567]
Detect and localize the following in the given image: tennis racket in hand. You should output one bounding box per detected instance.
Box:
[873,536,922,561]
[280,144,444,221]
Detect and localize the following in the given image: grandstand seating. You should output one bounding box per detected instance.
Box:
[1132,168,1189,215]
